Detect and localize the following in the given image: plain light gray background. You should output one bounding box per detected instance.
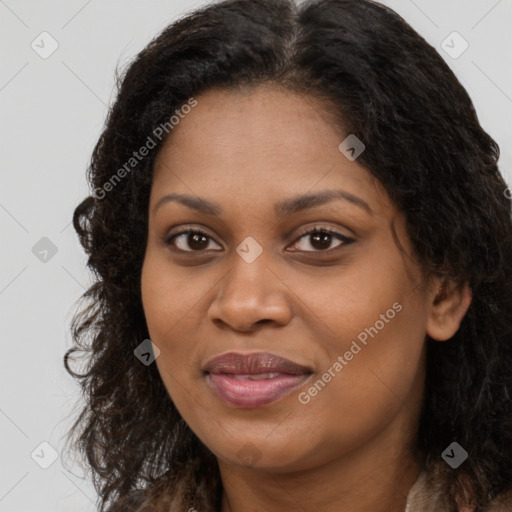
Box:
[1,1,511,510]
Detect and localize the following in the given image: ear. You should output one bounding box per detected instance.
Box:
[426,279,472,341]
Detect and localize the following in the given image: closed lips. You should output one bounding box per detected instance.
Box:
[203,351,312,376]
[203,352,313,408]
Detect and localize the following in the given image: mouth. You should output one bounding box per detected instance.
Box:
[203,352,313,408]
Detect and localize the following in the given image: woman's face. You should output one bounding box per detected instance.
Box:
[141,84,433,472]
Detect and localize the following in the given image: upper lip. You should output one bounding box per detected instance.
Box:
[203,352,312,375]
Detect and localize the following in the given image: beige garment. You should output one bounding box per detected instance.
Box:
[405,469,512,512]
[116,465,512,511]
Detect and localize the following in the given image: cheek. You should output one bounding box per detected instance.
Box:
[140,253,213,406]
[308,306,426,452]
[140,250,211,345]
[295,259,427,437]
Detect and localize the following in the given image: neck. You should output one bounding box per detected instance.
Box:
[219,422,423,512]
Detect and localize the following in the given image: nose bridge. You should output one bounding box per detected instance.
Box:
[226,246,272,299]
[208,243,292,330]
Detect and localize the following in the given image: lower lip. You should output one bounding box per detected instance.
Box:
[207,373,311,407]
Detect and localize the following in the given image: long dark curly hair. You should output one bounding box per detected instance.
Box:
[63,0,512,510]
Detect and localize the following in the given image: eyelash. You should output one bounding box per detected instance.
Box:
[163,225,354,254]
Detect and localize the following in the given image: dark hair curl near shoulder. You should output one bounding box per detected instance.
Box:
[64,0,512,510]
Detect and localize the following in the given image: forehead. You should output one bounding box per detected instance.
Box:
[156,84,340,166]
[151,84,392,216]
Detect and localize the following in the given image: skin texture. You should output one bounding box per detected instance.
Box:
[141,84,472,512]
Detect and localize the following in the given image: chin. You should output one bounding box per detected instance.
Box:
[209,434,317,473]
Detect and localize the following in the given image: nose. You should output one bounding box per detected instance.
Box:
[207,253,293,333]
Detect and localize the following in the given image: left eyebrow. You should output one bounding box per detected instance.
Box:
[274,189,373,217]
[152,189,373,217]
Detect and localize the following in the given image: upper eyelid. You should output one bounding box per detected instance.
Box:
[165,224,353,250]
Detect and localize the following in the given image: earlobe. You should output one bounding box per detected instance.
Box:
[426,279,472,341]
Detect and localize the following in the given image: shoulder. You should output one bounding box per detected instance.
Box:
[406,468,512,512]
[105,470,197,512]
[107,489,151,512]
[485,487,512,512]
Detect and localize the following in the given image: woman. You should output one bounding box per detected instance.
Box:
[64,0,512,510]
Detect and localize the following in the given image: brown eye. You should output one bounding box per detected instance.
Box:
[288,227,354,252]
[165,229,222,252]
